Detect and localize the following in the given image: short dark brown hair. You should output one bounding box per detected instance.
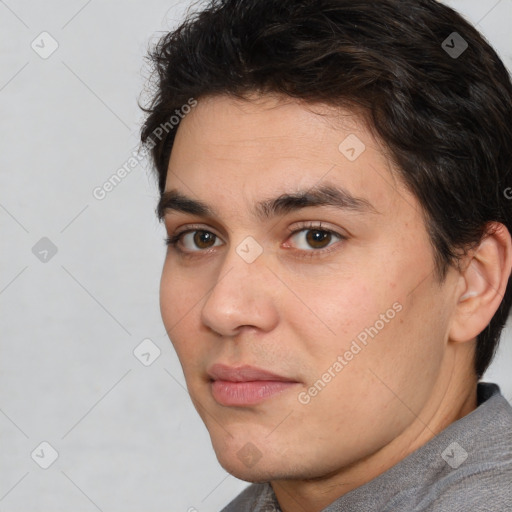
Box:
[141,0,512,378]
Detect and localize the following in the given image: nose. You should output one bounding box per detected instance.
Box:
[200,242,279,337]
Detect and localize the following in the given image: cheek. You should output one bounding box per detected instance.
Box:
[288,275,384,358]
[289,261,441,395]
[350,287,448,420]
[160,261,202,324]
[159,264,205,359]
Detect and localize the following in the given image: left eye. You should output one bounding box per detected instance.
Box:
[288,228,342,250]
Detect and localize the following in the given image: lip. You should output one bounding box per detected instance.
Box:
[208,364,299,406]
[208,364,296,383]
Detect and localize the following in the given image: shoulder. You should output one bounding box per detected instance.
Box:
[416,386,512,511]
[416,463,512,511]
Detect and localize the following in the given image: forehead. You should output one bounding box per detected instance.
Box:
[164,94,417,223]
[171,93,369,159]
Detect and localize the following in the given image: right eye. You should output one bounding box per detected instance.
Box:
[165,229,224,252]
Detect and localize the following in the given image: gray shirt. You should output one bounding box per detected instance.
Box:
[221,382,512,511]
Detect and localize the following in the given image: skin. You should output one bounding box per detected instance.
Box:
[158,93,512,512]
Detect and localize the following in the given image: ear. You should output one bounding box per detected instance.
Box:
[449,222,512,343]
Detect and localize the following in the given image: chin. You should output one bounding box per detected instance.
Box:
[218,456,328,483]
[220,464,274,483]
[211,440,280,482]
[212,442,313,483]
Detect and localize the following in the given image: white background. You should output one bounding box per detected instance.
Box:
[1,1,511,511]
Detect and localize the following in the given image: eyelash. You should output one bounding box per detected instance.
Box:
[164,222,346,260]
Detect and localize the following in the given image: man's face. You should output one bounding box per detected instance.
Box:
[159,94,460,481]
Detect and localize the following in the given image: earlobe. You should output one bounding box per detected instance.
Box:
[449,222,512,343]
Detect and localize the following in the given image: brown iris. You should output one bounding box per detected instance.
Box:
[194,231,216,249]
[305,230,332,249]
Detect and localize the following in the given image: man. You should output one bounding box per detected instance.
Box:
[140,0,512,510]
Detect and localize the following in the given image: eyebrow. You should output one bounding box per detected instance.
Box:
[156,183,378,222]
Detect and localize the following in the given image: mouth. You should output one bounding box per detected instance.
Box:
[207,364,300,406]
